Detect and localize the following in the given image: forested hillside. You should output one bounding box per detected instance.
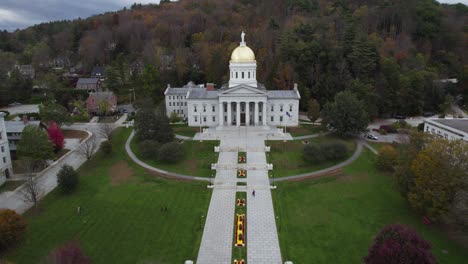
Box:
[0,0,466,116]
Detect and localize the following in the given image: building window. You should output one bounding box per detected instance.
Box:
[236,72,238,78]
[271,105,274,112]
[271,116,274,122]
[289,105,293,112]
[203,105,206,112]
[2,157,5,163]
[194,116,198,122]
[248,72,250,78]
[280,105,283,112]
[1,146,3,152]
[185,102,187,106]
[225,116,227,122]
[212,105,216,112]
[176,102,179,106]
[212,116,216,122]
[280,116,283,122]
[181,110,184,114]
[169,102,171,106]
[194,105,198,112]
[242,72,244,79]
[203,116,207,122]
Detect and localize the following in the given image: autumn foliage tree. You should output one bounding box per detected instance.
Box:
[47,122,65,151]
[364,224,436,264]
[0,209,27,252]
[48,241,90,264]
[376,145,398,172]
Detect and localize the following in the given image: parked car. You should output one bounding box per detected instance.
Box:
[394,115,406,120]
[367,134,379,140]
[423,112,434,117]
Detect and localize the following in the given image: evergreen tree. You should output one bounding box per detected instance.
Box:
[348,34,378,79]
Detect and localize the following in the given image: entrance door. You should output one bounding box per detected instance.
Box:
[240,113,246,126]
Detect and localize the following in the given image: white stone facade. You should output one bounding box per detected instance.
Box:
[0,113,13,185]
[165,33,300,128]
[424,118,468,142]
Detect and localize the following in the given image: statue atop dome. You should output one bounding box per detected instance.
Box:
[241,31,246,46]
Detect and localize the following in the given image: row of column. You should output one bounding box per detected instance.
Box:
[218,101,266,126]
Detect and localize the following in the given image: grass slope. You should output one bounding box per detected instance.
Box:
[267,136,356,177]
[130,136,218,177]
[171,124,203,137]
[3,128,211,263]
[287,124,327,137]
[273,149,468,263]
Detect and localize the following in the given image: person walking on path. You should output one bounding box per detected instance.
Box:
[252,190,256,197]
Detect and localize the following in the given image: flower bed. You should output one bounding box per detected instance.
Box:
[234,260,245,264]
[238,151,247,163]
[237,198,246,207]
[238,169,246,177]
[235,214,246,247]
[238,156,246,163]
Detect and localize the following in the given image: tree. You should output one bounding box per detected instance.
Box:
[21,173,42,209]
[98,100,110,116]
[408,139,468,218]
[348,34,378,79]
[39,101,71,126]
[307,99,320,122]
[322,91,369,136]
[134,100,174,143]
[364,224,436,264]
[48,241,90,264]
[439,94,454,115]
[169,112,181,123]
[57,164,79,194]
[0,209,27,252]
[17,125,54,168]
[158,142,184,163]
[376,145,398,171]
[99,123,115,140]
[77,138,97,161]
[100,140,112,154]
[47,122,65,151]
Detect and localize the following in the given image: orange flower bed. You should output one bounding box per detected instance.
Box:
[238,156,246,163]
[236,198,246,207]
[238,169,246,177]
[235,214,245,247]
[234,260,245,264]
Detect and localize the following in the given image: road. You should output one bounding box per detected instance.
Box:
[0,104,39,115]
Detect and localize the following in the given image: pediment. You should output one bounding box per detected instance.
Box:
[219,85,266,96]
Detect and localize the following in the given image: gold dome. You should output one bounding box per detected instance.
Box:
[231,45,255,62]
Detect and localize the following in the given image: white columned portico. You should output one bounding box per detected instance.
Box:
[236,102,241,126]
[254,102,259,126]
[227,102,232,125]
[246,102,250,126]
[262,101,266,126]
[219,102,223,126]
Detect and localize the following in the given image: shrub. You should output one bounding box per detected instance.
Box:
[376,145,398,171]
[379,125,397,133]
[379,129,388,135]
[321,141,348,160]
[169,112,181,123]
[138,140,160,159]
[158,142,184,163]
[0,209,27,252]
[57,164,79,194]
[101,140,112,154]
[303,144,324,163]
[364,224,436,264]
[48,241,90,264]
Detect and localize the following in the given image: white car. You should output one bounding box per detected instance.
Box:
[367,134,379,140]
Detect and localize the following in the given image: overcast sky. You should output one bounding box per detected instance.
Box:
[0,0,466,31]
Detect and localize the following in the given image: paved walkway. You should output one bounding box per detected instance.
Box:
[197,127,282,264]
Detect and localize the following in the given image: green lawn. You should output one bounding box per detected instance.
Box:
[273,149,468,263]
[130,135,219,177]
[368,141,395,152]
[170,124,202,137]
[4,128,212,263]
[267,136,356,177]
[287,124,327,137]
[0,180,25,193]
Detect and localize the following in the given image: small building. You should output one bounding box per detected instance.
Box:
[164,81,205,120]
[424,118,468,142]
[76,78,102,92]
[0,113,13,184]
[5,117,42,159]
[91,66,105,78]
[86,92,117,115]
[14,64,35,79]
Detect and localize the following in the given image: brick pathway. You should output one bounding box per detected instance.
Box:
[196,127,282,263]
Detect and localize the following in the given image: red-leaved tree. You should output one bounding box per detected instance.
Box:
[48,241,90,264]
[364,224,436,264]
[47,122,64,151]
